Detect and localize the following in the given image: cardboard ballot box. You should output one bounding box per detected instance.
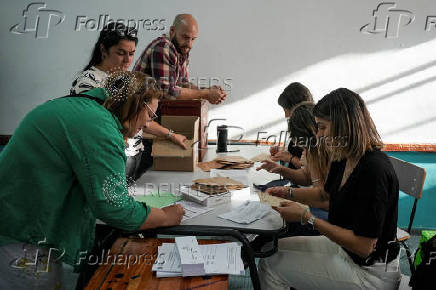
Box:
[152,116,199,171]
[160,100,208,161]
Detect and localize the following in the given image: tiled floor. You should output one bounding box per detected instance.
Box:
[228,232,423,290]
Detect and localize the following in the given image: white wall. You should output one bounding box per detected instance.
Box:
[1,0,435,143]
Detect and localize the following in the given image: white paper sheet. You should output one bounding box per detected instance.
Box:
[218,201,272,224]
[175,236,205,276]
[152,243,182,273]
[153,241,245,277]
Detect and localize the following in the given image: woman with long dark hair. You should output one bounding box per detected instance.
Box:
[259,88,400,289]
[71,22,187,182]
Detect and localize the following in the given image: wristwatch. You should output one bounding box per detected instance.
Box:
[166,129,175,139]
[307,215,316,230]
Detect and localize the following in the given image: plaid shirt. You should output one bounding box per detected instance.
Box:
[133,35,190,99]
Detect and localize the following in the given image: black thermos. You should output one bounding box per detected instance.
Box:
[216,125,228,153]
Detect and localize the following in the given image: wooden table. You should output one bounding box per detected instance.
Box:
[85,237,228,290]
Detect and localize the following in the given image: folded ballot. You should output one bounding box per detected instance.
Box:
[152,236,245,277]
[218,201,272,224]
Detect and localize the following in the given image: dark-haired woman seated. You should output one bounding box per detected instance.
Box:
[259,88,400,290]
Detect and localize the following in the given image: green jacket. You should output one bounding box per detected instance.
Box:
[0,88,150,267]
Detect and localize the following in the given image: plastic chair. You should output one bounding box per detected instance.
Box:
[389,156,426,276]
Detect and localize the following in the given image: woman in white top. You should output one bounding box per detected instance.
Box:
[71,22,187,181]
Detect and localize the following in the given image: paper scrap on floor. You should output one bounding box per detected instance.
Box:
[218,201,272,224]
[152,238,245,277]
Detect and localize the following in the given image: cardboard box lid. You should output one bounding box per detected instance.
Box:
[160,116,199,140]
[151,116,199,158]
[152,139,196,157]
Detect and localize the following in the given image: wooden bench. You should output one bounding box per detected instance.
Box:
[85,237,228,289]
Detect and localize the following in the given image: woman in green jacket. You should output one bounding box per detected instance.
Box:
[0,71,184,289]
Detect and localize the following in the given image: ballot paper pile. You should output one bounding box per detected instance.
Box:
[152,236,245,277]
[191,177,247,195]
[197,156,254,172]
[179,185,232,207]
[218,201,272,224]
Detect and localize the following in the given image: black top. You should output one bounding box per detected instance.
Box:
[324,149,399,265]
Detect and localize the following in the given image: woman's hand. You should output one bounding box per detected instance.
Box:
[272,201,307,223]
[256,160,284,174]
[162,204,185,226]
[269,145,281,156]
[271,150,292,162]
[170,133,187,149]
[265,186,290,199]
[289,155,302,168]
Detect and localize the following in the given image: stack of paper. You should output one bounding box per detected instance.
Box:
[210,169,250,187]
[197,156,254,172]
[218,201,272,224]
[152,236,245,277]
[176,236,206,276]
[179,186,231,207]
[191,177,246,195]
[214,156,254,169]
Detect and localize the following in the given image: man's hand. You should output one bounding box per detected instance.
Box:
[265,186,290,199]
[272,201,306,223]
[162,204,185,226]
[170,133,187,149]
[271,150,292,162]
[256,160,283,174]
[206,87,226,104]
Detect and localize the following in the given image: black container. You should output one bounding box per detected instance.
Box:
[216,125,228,153]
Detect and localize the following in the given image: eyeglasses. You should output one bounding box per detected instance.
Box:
[144,102,158,122]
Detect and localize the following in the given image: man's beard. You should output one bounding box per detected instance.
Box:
[171,36,188,55]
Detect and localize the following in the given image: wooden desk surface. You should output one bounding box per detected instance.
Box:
[85,237,228,290]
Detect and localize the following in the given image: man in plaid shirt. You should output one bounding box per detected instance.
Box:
[133,14,226,104]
